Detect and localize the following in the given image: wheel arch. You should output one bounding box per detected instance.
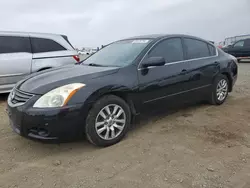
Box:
[104,91,138,115]
[81,86,139,117]
[220,72,233,92]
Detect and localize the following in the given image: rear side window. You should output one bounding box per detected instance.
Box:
[31,37,66,53]
[0,36,31,54]
[184,38,210,59]
[148,38,184,63]
[208,44,216,56]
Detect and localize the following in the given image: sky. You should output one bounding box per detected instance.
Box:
[0,0,250,48]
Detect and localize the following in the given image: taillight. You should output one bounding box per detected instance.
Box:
[73,55,80,63]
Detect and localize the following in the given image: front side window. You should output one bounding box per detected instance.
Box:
[234,40,244,48]
[83,39,151,67]
[0,36,31,54]
[31,38,66,53]
[184,38,210,59]
[148,38,184,63]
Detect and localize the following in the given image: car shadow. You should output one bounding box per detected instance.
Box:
[131,100,206,130]
[0,93,8,103]
[33,100,207,147]
[5,97,212,154]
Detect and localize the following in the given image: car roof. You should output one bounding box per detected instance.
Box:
[0,31,75,50]
[120,34,211,43]
[0,31,65,38]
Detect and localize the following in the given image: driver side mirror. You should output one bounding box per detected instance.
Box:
[228,44,233,48]
[141,57,165,68]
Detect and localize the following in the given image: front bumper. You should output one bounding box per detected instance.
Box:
[7,95,87,141]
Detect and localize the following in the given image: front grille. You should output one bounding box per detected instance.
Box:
[11,89,34,105]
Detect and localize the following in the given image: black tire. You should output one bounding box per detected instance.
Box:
[209,74,229,105]
[85,95,131,147]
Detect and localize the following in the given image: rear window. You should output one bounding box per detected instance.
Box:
[0,36,31,54]
[31,37,66,53]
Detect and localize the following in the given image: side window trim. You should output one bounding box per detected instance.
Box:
[207,44,216,56]
[138,37,218,70]
[28,36,34,54]
[207,44,212,56]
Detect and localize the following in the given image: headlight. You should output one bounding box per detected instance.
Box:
[33,83,85,108]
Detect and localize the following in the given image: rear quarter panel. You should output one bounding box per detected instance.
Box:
[0,52,32,93]
[215,49,238,90]
[31,50,78,72]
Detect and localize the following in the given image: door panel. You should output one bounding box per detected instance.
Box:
[242,47,250,57]
[0,35,32,92]
[137,37,192,104]
[183,38,217,91]
[0,53,32,91]
[229,47,243,57]
[138,62,190,104]
[243,39,250,57]
[185,58,218,89]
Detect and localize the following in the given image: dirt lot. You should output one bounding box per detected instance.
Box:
[1,63,250,188]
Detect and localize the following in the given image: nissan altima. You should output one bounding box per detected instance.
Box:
[7,34,238,147]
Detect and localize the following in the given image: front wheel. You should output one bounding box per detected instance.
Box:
[85,95,131,147]
[209,74,229,105]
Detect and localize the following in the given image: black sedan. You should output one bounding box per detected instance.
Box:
[7,34,238,147]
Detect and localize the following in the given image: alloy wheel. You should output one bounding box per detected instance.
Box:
[216,79,228,101]
[95,104,126,140]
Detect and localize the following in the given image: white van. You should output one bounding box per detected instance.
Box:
[0,31,79,93]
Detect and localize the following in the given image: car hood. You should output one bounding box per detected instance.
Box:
[17,65,119,94]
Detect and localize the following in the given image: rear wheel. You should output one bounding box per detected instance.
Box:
[85,95,131,147]
[209,74,229,105]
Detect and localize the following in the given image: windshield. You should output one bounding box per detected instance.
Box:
[82,39,151,67]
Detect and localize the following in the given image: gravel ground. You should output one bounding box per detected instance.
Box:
[1,63,250,188]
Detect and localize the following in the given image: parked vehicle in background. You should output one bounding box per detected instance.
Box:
[222,34,250,48]
[7,34,238,147]
[0,31,79,93]
[222,38,250,61]
[218,41,224,49]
